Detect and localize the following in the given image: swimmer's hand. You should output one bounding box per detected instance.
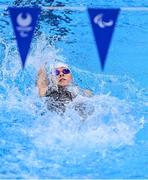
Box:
[38,68,46,77]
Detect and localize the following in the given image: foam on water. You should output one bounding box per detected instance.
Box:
[0,36,147,178]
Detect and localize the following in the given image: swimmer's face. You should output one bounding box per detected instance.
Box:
[56,67,72,87]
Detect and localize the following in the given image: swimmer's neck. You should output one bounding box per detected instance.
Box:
[58,85,67,90]
[58,85,72,91]
[58,82,74,90]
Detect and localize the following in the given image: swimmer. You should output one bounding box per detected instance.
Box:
[36,62,93,114]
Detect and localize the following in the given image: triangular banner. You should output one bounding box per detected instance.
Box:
[88,8,120,71]
[9,7,40,68]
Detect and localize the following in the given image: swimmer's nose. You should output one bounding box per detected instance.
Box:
[59,73,64,77]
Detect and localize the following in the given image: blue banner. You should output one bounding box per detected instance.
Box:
[9,7,40,68]
[88,8,120,71]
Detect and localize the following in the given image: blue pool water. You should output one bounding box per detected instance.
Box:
[0,0,148,179]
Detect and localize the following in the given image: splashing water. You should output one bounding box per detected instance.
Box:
[0,34,147,178]
[0,0,147,177]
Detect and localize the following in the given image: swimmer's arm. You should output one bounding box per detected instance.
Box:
[36,68,49,97]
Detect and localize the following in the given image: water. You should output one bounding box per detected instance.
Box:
[0,0,148,179]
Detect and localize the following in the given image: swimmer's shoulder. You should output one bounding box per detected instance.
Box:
[73,85,93,97]
[66,85,80,98]
[67,85,93,98]
[44,85,58,97]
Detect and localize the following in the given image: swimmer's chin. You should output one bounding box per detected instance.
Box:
[58,82,71,87]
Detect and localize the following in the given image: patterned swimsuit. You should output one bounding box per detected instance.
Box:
[45,86,75,114]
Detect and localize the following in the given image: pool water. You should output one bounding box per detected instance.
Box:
[0,0,148,179]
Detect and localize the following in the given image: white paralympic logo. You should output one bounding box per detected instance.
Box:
[16,13,33,38]
[94,14,113,28]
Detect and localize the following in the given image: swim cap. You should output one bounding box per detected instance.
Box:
[49,61,73,88]
[54,62,69,69]
[49,61,70,77]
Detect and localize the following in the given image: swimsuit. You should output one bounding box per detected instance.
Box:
[45,86,74,114]
[45,85,94,117]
